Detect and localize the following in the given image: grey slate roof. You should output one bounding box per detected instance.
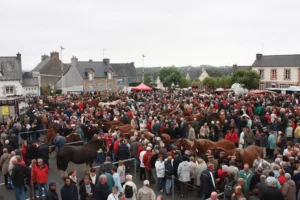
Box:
[22,72,39,86]
[111,63,136,77]
[76,62,117,78]
[252,54,300,67]
[32,57,70,73]
[0,56,22,80]
[187,69,201,80]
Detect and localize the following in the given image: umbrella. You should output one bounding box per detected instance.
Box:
[248,90,267,95]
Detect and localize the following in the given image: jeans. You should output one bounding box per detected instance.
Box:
[158,177,163,191]
[37,182,48,200]
[14,185,26,200]
[29,185,37,199]
[165,178,172,194]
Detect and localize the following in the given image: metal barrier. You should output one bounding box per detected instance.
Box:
[93,158,137,183]
[18,129,49,145]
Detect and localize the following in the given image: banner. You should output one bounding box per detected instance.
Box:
[2,106,9,115]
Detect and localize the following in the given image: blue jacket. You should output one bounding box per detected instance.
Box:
[60,183,78,200]
[118,144,129,159]
[53,136,66,149]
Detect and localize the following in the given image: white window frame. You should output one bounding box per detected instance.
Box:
[259,69,264,79]
[108,83,113,90]
[108,72,112,80]
[285,69,291,80]
[271,69,277,80]
[89,73,93,81]
[259,83,264,90]
[98,83,104,91]
[5,86,14,95]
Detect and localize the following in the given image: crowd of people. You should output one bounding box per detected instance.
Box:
[1,90,300,200]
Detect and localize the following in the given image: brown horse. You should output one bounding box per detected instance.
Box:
[99,120,123,132]
[111,124,135,135]
[65,134,82,144]
[46,126,57,145]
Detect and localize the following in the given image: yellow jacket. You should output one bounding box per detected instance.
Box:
[294,126,300,138]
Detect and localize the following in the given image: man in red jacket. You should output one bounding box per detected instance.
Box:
[143,147,153,183]
[32,158,49,200]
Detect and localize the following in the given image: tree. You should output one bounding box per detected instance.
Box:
[144,73,152,86]
[215,76,231,89]
[179,77,191,88]
[158,66,182,88]
[40,86,51,96]
[202,77,217,89]
[231,69,260,89]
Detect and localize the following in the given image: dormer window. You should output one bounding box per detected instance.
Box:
[108,72,112,80]
[89,73,93,81]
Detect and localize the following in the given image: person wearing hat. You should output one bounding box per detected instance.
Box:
[218,151,229,166]
[137,180,156,200]
[45,181,59,200]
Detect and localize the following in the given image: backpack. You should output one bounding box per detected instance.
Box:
[124,185,133,198]
[224,179,235,198]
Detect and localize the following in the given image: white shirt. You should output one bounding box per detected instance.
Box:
[239,132,245,144]
[90,174,96,185]
[139,150,146,167]
[107,193,118,200]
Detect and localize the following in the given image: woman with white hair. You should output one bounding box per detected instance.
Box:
[282,173,296,200]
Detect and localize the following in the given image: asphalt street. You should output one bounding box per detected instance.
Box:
[0,155,202,200]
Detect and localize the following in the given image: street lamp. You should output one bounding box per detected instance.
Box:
[60,46,65,92]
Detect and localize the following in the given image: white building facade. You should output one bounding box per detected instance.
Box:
[251,54,300,89]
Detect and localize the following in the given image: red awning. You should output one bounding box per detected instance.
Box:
[131,83,153,91]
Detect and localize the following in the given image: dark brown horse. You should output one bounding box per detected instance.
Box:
[56,139,106,177]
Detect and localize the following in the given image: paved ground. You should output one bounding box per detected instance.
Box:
[0,155,202,200]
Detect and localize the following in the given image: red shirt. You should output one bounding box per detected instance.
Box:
[265,114,271,124]
[21,145,27,162]
[225,132,239,144]
[114,140,120,155]
[105,135,113,149]
[143,151,153,170]
[146,120,152,132]
[137,145,144,158]
[33,164,49,184]
[160,126,166,134]
[217,169,228,181]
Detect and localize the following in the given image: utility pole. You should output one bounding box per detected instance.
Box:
[60,46,65,92]
[142,54,146,83]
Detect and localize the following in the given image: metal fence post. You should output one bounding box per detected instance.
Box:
[134,158,137,183]
[172,175,174,200]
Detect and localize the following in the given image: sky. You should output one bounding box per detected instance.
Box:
[1,0,300,70]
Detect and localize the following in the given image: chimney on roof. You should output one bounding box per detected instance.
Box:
[256,53,262,59]
[16,53,21,60]
[103,58,110,65]
[89,59,93,62]
[41,54,49,61]
[50,51,59,58]
[71,56,78,67]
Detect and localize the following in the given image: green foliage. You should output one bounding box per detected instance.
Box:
[129,82,141,87]
[206,69,224,77]
[215,76,232,89]
[40,86,51,96]
[144,73,152,86]
[179,77,191,88]
[158,66,182,88]
[231,69,260,89]
[202,77,217,89]
[54,89,62,95]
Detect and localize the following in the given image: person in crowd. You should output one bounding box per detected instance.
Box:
[68,170,78,186]
[262,180,284,200]
[137,180,156,200]
[281,173,296,200]
[95,174,110,200]
[61,177,79,200]
[177,155,191,198]
[139,145,147,181]
[164,155,173,196]
[122,174,137,200]
[238,163,254,198]
[107,186,119,200]
[112,167,123,193]
[11,158,26,200]
[0,148,10,186]
[26,159,37,200]
[200,163,217,199]
[155,154,165,192]
[79,175,95,200]
[231,185,244,200]
[45,181,59,200]
[38,140,50,167]
[118,160,126,186]
[32,158,49,200]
